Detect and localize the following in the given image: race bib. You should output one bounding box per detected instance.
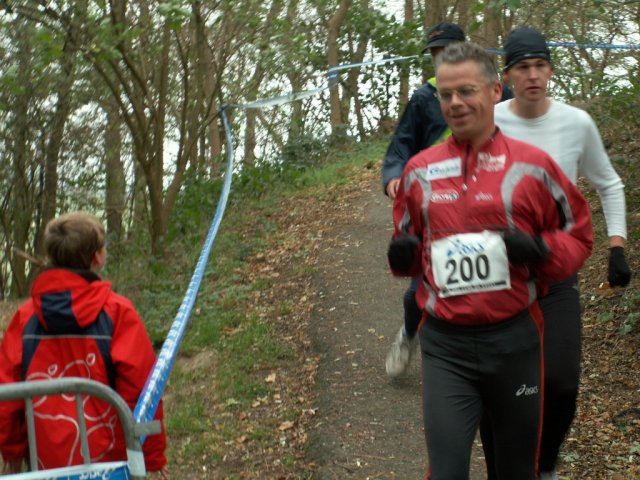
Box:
[431,231,510,298]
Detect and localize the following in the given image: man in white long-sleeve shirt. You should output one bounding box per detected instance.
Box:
[495,83,627,246]
[481,26,632,480]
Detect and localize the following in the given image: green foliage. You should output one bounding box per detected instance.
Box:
[158,1,191,30]
[596,288,640,335]
[282,133,329,169]
[598,311,614,323]
[165,385,207,432]
[168,168,223,244]
[234,135,362,201]
[0,64,22,96]
[234,161,303,198]
[136,282,185,342]
[561,451,580,463]
[33,28,63,63]
[350,7,422,58]
[237,133,332,194]
[490,0,523,9]
[620,312,639,335]
[586,87,640,131]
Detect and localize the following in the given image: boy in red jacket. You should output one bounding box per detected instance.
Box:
[0,211,167,477]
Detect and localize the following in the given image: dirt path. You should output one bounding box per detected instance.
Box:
[306,175,486,479]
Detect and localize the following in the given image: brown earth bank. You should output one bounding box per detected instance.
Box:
[1,155,639,479]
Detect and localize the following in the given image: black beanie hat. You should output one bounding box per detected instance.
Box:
[503,27,551,70]
[421,22,465,53]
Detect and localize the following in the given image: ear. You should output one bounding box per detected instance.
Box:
[91,246,107,272]
[492,80,503,104]
[502,70,511,85]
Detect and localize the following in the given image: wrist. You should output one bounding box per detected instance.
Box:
[534,235,550,261]
[609,235,625,248]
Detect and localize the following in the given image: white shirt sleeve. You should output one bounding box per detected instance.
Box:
[575,110,627,239]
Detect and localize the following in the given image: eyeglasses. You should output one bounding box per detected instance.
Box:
[435,85,483,103]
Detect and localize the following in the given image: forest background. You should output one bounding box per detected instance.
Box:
[1,1,640,478]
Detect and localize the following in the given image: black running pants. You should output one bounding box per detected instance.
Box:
[420,306,544,480]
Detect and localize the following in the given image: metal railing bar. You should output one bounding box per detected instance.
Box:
[25,397,37,472]
[75,393,90,465]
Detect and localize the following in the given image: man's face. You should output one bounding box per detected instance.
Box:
[436,60,501,145]
[503,58,552,103]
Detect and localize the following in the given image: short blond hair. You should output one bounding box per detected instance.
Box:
[44,212,105,270]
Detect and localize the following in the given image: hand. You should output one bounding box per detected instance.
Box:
[503,230,549,265]
[1,458,23,474]
[386,179,400,199]
[608,246,631,287]
[147,466,169,479]
[388,234,421,274]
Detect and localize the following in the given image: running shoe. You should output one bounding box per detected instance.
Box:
[385,326,416,377]
[539,471,559,480]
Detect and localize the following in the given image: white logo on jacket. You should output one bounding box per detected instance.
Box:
[477,153,506,172]
[431,189,459,203]
[27,355,117,466]
[474,192,493,201]
[427,157,461,180]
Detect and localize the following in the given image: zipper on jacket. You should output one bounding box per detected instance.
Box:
[462,143,471,193]
[461,144,471,229]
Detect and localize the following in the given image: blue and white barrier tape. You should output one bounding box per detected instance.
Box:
[133,107,236,429]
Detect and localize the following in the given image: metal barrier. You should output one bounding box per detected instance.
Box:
[0,378,161,480]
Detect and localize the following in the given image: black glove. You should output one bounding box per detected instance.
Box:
[608,246,631,287]
[503,230,549,265]
[388,234,421,274]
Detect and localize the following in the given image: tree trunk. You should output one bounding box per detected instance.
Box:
[285,0,303,142]
[457,0,474,36]
[191,2,216,173]
[423,0,444,33]
[398,0,414,111]
[31,1,85,275]
[104,103,125,258]
[148,22,171,254]
[422,0,445,83]
[327,0,352,136]
[9,19,35,298]
[193,1,223,177]
[346,34,369,139]
[341,27,368,131]
[244,110,258,166]
[243,0,284,166]
[479,2,501,50]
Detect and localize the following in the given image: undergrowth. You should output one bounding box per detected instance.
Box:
[103,138,388,470]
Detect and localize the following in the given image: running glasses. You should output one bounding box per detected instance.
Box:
[435,85,483,103]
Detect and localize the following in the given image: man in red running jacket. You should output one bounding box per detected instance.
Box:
[387,42,592,479]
